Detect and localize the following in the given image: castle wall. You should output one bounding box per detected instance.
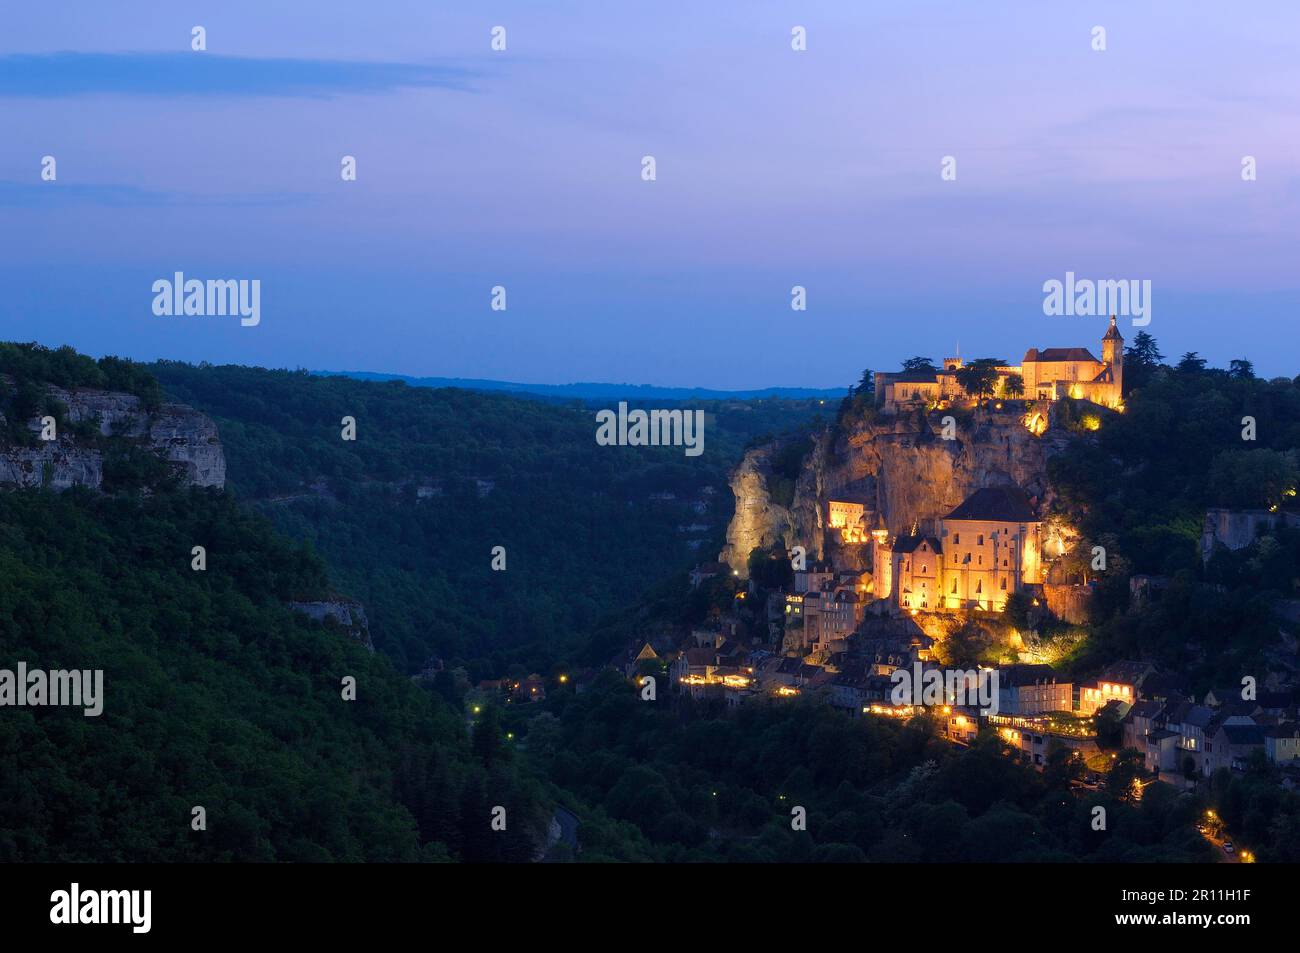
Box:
[1043,583,1093,625]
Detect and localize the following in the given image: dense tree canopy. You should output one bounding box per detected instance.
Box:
[0,487,546,861]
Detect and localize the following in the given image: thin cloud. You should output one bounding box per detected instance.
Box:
[0,180,312,208]
[0,51,480,98]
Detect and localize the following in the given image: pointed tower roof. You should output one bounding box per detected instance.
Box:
[1103,314,1123,341]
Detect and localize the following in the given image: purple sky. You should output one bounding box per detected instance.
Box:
[2,1,1298,388]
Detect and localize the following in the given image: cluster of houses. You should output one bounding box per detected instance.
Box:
[475,673,549,704]
[631,623,1104,768]
[1112,663,1300,786]
[615,611,1300,785]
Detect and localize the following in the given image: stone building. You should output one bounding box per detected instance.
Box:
[871,485,1044,614]
[827,499,868,543]
[874,317,1124,413]
[995,664,1074,715]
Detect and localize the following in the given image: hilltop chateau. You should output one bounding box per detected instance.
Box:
[874,316,1124,413]
[822,322,1128,615]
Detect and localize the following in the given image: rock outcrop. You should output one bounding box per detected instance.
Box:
[722,407,1072,576]
[290,598,375,652]
[0,380,225,490]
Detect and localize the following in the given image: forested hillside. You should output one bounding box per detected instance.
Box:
[1048,349,1300,685]
[149,361,829,674]
[0,487,546,862]
[5,343,1300,863]
[520,674,1238,862]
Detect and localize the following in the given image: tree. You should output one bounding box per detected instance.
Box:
[1002,374,1025,399]
[856,368,874,396]
[748,544,794,590]
[1002,590,1032,630]
[1229,359,1255,380]
[1094,704,1125,749]
[472,704,506,764]
[901,356,937,373]
[955,359,1000,403]
[1177,351,1207,373]
[1209,448,1298,509]
[1109,748,1146,798]
[1125,331,1164,368]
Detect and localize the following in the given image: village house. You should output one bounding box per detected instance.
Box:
[986,712,1099,769]
[1144,727,1181,776]
[689,561,730,588]
[994,664,1073,715]
[945,709,981,745]
[1135,669,1191,704]
[827,661,872,714]
[512,674,546,703]
[672,647,720,684]
[622,642,660,679]
[801,589,864,649]
[1122,699,1166,752]
[1079,677,1136,716]
[1078,661,1153,715]
[1205,723,1267,774]
[1266,724,1300,764]
[859,636,918,676]
[793,561,835,593]
[1158,703,1219,776]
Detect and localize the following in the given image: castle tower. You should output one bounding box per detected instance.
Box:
[1102,314,1124,401]
[870,513,892,601]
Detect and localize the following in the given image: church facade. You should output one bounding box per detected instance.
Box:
[870,486,1044,614]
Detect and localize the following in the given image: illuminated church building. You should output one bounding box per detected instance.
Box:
[874,317,1124,412]
[870,486,1044,614]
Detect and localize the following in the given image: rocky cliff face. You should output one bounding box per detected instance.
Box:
[0,380,226,490]
[290,598,375,652]
[721,407,1072,575]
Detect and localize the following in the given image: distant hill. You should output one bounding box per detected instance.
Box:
[316,370,846,402]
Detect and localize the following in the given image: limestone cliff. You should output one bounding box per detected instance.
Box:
[290,598,375,652]
[0,379,226,490]
[722,407,1071,576]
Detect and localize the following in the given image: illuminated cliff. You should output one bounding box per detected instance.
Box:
[721,407,1071,577]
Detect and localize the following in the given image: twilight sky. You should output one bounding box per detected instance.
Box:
[2,1,1299,388]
